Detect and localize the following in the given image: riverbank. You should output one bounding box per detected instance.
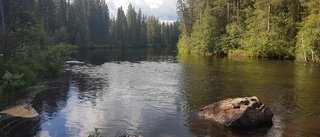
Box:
[177,48,306,62]
[0,44,76,92]
[1,47,320,136]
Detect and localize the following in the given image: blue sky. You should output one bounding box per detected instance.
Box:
[105,0,178,22]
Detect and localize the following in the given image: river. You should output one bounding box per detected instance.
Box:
[1,47,320,137]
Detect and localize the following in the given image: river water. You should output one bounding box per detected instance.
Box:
[1,47,320,137]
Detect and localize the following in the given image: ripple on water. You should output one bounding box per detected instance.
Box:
[5,49,320,137]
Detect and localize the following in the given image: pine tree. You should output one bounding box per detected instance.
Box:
[102,0,110,44]
[115,7,127,46]
[56,0,67,29]
[88,0,101,44]
[67,4,76,44]
[73,0,89,46]
[126,3,137,47]
[136,8,142,47]
[0,0,5,31]
[38,0,56,36]
[190,1,219,53]
[141,15,148,46]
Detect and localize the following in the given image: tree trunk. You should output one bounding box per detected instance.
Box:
[200,8,203,24]
[200,0,203,25]
[267,0,271,32]
[0,0,5,32]
[312,50,314,62]
[319,2,320,17]
[297,3,300,22]
[302,34,307,62]
[227,2,230,23]
[237,0,239,19]
[233,0,235,19]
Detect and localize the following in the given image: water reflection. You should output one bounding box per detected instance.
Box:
[73,47,177,65]
[177,55,320,137]
[1,48,320,137]
[0,113,40,137]
[0,78,70,137]
[42,59,186,136]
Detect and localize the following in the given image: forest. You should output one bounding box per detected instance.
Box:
[177,0,320,61]
[0,0,180,90]
[62,0,180,48]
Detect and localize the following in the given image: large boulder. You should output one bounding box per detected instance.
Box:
[198,96,273,127]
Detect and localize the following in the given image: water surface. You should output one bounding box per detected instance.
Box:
[1,47,320,137]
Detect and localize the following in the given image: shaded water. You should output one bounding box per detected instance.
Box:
[1,47,320,137]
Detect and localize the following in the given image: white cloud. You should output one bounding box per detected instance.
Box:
[146,0,164,9]
[105,0,177,22]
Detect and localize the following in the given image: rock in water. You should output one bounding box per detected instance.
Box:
[66,60,85,65]
[198,96,273,127]
[0,105,39,118]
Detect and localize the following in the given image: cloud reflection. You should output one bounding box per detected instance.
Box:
[61,61,184,136]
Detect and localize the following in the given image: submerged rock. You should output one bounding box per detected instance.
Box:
[0,105,39,118]
[66,60,85,65]
[198,96,273,127]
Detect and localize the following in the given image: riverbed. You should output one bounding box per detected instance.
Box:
[1,47,320,137]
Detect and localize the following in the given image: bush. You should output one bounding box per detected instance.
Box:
[1,71,25,89]
[0,43,77,91]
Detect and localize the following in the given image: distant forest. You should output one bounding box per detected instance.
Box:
[0,0,180,90]
[177,0,320,61]
[0,0,180,49]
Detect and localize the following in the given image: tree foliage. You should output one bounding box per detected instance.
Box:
[0,0,181,90]
[296,0,320,62]
[40,0,181,48]
[177,0,320,61]
[0,0,73,90]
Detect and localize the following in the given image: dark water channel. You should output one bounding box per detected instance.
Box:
[1,47,320,137]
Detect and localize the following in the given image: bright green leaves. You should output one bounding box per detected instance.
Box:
[296,10,320,61]
[1,71,25,89]
[88,127,101,137]
[177,0,319,60]
[190,3,218,53]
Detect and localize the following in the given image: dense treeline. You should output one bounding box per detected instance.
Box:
[0,0,180,90]
[37,0,180,48]
[177,0,320,61]
[109,4,181,47]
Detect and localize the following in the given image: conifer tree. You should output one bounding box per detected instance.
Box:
[190,1,219,53]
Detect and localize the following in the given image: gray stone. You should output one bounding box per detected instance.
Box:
[198,96,273,127]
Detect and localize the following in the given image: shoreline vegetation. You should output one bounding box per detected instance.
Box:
[177,0,320,62]
[2,0,319,91]
[0,0,180,91]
